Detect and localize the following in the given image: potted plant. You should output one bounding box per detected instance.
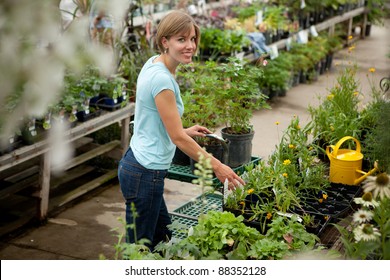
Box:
[175,61,227,167]
[90,73,129,110]
[258,57,292,98]
[198,27,251,62]
[214,57,270,167]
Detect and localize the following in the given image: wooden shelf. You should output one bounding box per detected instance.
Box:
[0,103,135,226]
[244,6,368,62]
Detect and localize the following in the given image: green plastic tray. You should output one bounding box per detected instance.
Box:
[170,213,198,239]
[173,193,223,217]
[167,156,261,186]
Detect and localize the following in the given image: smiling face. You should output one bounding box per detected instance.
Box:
[162,26,197,64]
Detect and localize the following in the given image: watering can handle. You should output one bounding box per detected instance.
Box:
[326,145,335,161]
[332,136,361,156]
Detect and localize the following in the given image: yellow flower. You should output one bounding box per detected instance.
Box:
[327,94,334,100]
[275,121,280,125]
[296,125,301,130]
[266,212,272,220]
[309,146,313,151]
[322,193,328,200]
[353,91,359,96]
[283,159,291,165]
[324,215,330,221]
[369,67,376,73]
[330,125,335,132]
[288,144,295,149]
[239,201,245,206]
[247,188,254,195]
[318,198,323,203]
[282,173,288,178]
[348,35,353,40]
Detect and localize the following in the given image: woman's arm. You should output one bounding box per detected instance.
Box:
[155,90,245,188]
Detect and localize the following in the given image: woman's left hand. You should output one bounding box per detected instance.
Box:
[184,125,212,138]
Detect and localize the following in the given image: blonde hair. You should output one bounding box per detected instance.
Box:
[155,10,200,53]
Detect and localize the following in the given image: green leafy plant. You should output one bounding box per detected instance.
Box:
[214,57,270,134]
[176,61,223,131]
[360,71,390,173]
[198,28,251,61]
[225,116,330,222]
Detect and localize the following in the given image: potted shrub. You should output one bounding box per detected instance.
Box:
[214,57,270,167]
[175,61,227,166]
[289,43,315,84]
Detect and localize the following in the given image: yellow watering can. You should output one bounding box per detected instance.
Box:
[326,136,377,186]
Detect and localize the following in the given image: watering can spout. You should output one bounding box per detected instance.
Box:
[354,165,378,185]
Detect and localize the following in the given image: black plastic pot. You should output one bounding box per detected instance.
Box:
[365,24,372,37]
[172,147,190,166]
[221,128,254,168]
[190,134,229,171]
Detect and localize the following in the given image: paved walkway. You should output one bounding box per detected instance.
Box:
[0,19,389,260]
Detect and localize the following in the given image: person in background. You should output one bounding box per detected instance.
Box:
[89,8,115,50]
[117,10,245,251]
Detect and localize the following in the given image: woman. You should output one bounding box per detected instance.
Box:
[118,10,245,250]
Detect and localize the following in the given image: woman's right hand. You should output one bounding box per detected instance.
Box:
[212,161,245,190]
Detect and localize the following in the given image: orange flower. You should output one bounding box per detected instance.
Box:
[266,212,272,220]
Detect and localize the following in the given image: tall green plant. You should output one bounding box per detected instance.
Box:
[214,57,270,134]
[308,64,363,149]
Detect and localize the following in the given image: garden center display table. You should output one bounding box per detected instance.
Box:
[0,103,134,226]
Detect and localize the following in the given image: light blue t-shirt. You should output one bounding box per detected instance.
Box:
[130,55,184,169]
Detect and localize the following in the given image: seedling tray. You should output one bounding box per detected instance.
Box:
[167,156,261,186]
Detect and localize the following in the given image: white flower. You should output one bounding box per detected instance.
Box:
[353,224,381,242]
[353,209,373,224]
[353,197,379,208]
[363,173,390,200]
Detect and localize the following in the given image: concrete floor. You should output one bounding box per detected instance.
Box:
[0,20,389,260]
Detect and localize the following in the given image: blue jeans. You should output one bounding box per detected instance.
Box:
[118,148,171,250]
